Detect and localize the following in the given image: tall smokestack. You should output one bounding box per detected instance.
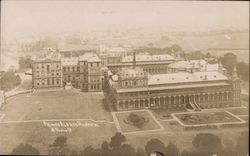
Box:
[133,52,136,69]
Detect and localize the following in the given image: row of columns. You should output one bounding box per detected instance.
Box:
[117,91,235,110]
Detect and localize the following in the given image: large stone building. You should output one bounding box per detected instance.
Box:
[107,65,241,111]
[32,53,63,89]
[32,52,102,92]
[102,53,177,74]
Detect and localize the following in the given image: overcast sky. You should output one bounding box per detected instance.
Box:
[1,1,249,40]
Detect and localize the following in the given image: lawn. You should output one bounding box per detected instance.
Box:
[174,111,243,126]
[226,108,249,116]
[114,110,163,133]
[0,90,116,154]
[2,90,113,121]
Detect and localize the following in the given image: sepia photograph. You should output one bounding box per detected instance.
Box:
[0,0,249,155]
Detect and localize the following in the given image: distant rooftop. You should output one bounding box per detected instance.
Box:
[120,67,146,78]
[79,53,101,62]
[168,59,220,71]
[121,54,175,63]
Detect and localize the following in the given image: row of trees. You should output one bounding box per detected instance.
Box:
[10,131,248,156]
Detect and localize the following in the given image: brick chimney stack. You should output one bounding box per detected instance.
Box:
[133,52,136,69]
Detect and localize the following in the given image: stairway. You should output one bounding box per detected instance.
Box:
[189,97,201,111]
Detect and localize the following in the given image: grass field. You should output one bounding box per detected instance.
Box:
[114,110,162,133]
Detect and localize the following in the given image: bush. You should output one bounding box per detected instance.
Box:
[127,113,146,128]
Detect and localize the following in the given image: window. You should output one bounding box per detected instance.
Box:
[46,65,50,72]
[37,82,40,86]
[134,81,137,86]
[97,63,99,67]
[125,81,128,86]
[90,63,93,67]
[77,67,80,71]
[63,67,66,72]
[72,67,75,71]
[47,79,50,85]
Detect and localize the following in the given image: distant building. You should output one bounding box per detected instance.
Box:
[32,52,102,92]
[107,65,241,111]
[105,53,176,74]
[167,59,225,73]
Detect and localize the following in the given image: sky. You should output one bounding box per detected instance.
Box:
[1,1,249,40]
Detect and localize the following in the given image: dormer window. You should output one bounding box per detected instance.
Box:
[186,77,189,79]
[200,76,203,78]
[214,75,217,78]
[172,78,174,80]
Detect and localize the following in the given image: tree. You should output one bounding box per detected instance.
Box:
[0,71,21,91]
[221,53,237,75]
[109,132,126,149]
[145,138,166,155]
[11,143,40,155]
[52,136,67,147]
[136,147,147,156]
[181,149,198,156]
[236,62,249,81]
[235,131,249,156]
[48,136,70,155]
[116,144,136,156]
[18,56,33,71]
[101,141,110,156]
[165,143,179,156]
[171,44,182,53]
[192,133,223,156]
[81,146,97,156]
[205,52,211,58]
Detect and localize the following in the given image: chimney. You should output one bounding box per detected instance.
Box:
[133,52,136,69]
